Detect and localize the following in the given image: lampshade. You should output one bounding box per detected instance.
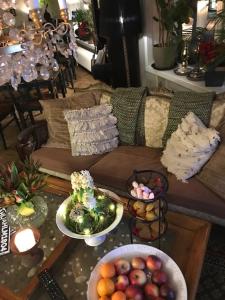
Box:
[99,0,142,37]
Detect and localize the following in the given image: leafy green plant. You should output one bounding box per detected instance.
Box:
[154,0,192,47]
[73,7,94,32]
[0,159,47,207]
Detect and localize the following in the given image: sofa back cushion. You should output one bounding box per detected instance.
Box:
[40,91,101,149]
[145,96,170,148]
[197,121,225,200]
[64,104,119,156]
[162,91,215,146]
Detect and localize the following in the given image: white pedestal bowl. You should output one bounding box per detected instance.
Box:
[56,189,124,246]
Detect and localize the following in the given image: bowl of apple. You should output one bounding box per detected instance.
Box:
[87,244,187,300]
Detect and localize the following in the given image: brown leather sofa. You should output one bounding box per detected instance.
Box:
[17,120,225,226]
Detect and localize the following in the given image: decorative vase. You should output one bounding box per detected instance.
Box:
[153,45,177,70]
[56,189,124,247]
[6,195,48,230]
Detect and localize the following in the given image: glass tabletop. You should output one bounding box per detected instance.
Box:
[0,191,65,294]
[0,188,209,300]
[30,205,175,300]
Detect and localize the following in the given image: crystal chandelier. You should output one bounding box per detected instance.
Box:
[0,0,77,90]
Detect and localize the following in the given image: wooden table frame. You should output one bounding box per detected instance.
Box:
[0,176,211,300]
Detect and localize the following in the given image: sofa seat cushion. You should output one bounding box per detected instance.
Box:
[90,146,166,191]
[32,148,105,178]
[167,174,225,219]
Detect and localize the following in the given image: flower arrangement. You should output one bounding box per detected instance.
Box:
[65,170,117,235]
[0,159,47,216]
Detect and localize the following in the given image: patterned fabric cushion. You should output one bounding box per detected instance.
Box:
[64,104,119,156]
[40,91,101,149]
[161,112,220,182]
[197,121,225,200]
[162,91,215,146]
[111,87,147,145]
[145,96,170,148]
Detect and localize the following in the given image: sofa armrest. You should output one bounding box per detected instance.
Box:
[16,120,48,161]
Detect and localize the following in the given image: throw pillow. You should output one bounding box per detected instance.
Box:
[39,91,101,149]
[64,104,119,156]
[197,121,225,200]
[161,112,220,182]
[111,87,147,145]
[145,96,170,148]
[162,91,215,146]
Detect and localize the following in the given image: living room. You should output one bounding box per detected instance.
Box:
[0,0,225,300]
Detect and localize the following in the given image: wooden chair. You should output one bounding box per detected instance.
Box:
[0,102,21,149]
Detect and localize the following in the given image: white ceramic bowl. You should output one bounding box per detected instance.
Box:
[56,189,124,246]
[87,244,187,300]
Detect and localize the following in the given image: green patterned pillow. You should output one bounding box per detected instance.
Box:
[162,91,215,146]
[111,87,147,145]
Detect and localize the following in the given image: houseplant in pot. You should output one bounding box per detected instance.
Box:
[56,170,123,246]
[153,0,192,70]
[73,7,94,41]
[0,160,48,229]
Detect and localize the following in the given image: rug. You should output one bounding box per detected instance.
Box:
[197,225,225,300]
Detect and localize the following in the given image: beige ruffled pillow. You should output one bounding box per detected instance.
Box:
[64,104,119,156]
[161,112,220,182]
[145,96,170,148]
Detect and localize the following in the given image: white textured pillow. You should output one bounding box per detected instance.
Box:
[161,112,220,182]
[64,104,119,156]
[145,96,170,148]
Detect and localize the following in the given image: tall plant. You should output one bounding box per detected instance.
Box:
[154,0,192,47]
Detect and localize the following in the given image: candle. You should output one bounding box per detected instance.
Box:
[29,0,39,9]
[14,229,36,252]
[58,0,67,10]
[196,1,208,28]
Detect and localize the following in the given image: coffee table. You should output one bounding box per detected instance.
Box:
[0,177,211,300]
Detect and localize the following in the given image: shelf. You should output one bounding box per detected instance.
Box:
[146,65,225,94]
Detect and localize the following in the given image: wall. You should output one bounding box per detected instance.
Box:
[139,0,157,85]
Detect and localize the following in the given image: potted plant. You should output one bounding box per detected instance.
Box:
[0,160,48,229]
[153,0,192,70]
[56,170,123,246]
[73,8,94,41]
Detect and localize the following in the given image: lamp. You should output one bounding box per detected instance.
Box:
[10,227,44,268]
[0,0,77,90]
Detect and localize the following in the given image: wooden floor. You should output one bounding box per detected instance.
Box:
[0,66,98,164]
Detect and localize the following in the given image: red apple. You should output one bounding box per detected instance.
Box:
[115,258,131,275]
[115,275,129,291]
[144,283,159,298]
[146,255,162,272]
[129,270,147,286]
[125,286,143,300]
[131,257,146,270]
[160,284,176,300]
[152,270,168,286]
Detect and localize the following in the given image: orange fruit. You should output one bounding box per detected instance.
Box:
[111,291,126,300]
[100,262,116,278]
[99,297,110,300]
[97,278,115,296]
